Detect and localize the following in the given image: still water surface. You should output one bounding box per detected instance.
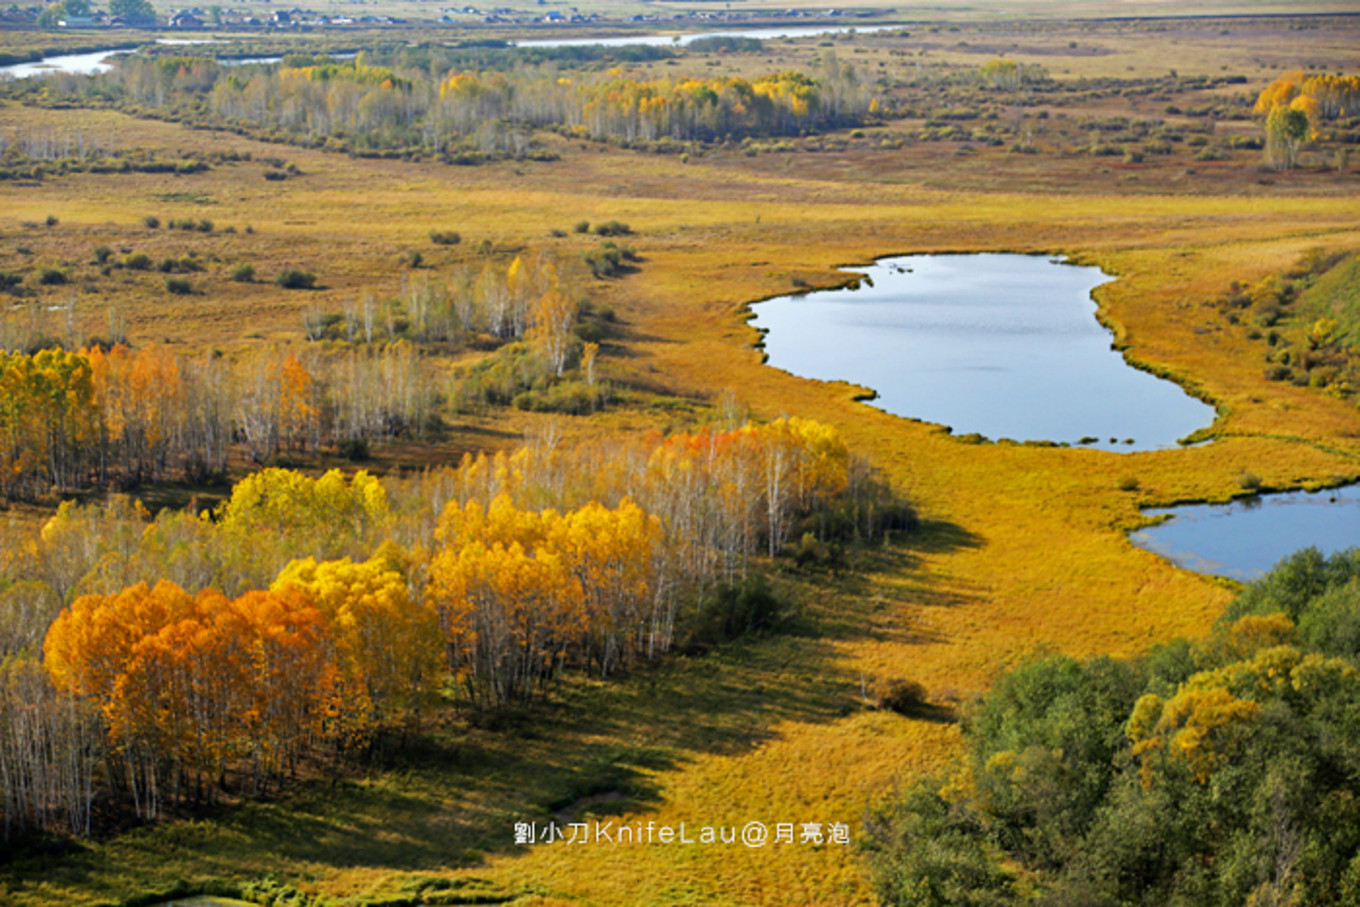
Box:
[0,24,895,77]
[749,254,1216,451]
[0,48,126,77]
[0,39,315,78]
[514,23,895,48]
[1129,485,1360,580]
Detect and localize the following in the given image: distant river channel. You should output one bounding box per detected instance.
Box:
[749,253,1216,452]
[512,23,897,49]
[0,39,310,79]
[0,24,898,77]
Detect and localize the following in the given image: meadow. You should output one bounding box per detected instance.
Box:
[1,10,1359,906]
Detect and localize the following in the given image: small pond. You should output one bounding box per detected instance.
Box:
[1129,484,1360,580]
[749,253,1216,451]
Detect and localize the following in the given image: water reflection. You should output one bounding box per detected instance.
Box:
[749,254,1216,451]
[1130,484,1360,580]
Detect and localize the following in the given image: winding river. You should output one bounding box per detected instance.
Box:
[0,23,897,78]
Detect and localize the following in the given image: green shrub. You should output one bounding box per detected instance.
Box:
[582,240,639,279]
[165,277,193,295]
[44,214,58,227]
[143,215,160,228]
[688,35,763,53]
[339,438,370,461]
[511,380,601,415]
[159,256,203,274]
[454,341,558,410]
[93,245,113,264]
[876,679,930,715]
[593,219,632,236]
[789,530,844,569]
[573,219,590,233]
[682,575,786,651]
[124,252,152,270]
[231,264,255,282]
[429,230,461,245]
[38,268,67,286]
[276,269,317,289]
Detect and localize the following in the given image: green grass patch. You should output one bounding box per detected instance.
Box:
[1296,251,1360,345]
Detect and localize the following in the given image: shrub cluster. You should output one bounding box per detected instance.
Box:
[866,547,1360,907]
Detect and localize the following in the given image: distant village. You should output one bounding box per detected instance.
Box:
[0,2,877,32]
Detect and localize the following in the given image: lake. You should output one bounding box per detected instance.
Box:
[749,254,1216,452]
[1129,485,1360,580]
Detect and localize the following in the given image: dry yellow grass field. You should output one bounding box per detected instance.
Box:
[452,179,1360,905]
[2,32,1359,901]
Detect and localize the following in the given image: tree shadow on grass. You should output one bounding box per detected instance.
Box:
[908,519,985,556]
[18,527,991,902]
[884,700,959,725]
[24,625,856,899]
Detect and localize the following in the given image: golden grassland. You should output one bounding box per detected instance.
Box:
[2,35,1360,903]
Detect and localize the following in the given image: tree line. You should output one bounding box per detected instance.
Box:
[10,51,872,155]
[0,254,586,501]
[0,418,911,839]
[0,343,431,500]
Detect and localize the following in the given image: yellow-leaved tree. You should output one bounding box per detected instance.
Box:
[213,467,391,590]
[273,545,441,741]
[427,493,662,702]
